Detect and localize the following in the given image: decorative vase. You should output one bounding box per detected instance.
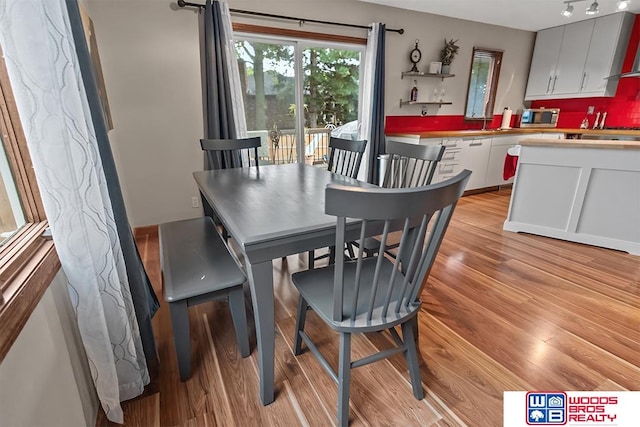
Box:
[441,65,451,75]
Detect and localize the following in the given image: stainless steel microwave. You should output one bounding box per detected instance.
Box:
[520,108,560,128]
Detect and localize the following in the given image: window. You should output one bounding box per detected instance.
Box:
[464,47,503,120]
[234,26,364,165]
[0,45,58,362]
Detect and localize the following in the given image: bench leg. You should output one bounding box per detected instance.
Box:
[228,286,250,358]
[169,300,191,381]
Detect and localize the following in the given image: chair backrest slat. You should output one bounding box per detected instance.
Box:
[200,137,261,170]
[349,220,369,319]
[366,220,391,321]
[327,137,367,179]
[332,216,347,322]
[325,170,471,324]
[382,141,445,189]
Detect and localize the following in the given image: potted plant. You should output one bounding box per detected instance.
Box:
[440,38,459,74]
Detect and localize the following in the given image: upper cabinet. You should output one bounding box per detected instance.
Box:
[524,12,634,101]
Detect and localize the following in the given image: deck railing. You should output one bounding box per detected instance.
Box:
[249,127,332,165]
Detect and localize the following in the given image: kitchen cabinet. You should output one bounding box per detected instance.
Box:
[524,26,564,99]
[485,133,565,187]
[552,20,594,95]
[459,138,491,190]
[431,138,490,191]
[582,13,634,96]
[524,13,633,100]
[486,135,520,187]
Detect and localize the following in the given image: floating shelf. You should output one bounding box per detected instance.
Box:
[401,71,455,80]
[399,100,453,108]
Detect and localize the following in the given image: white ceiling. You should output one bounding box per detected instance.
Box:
[358,0,640,31]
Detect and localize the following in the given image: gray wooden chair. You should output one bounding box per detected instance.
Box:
[309,136,368,268]
[200,136,261,170]
[356,141,446,258]
[160,217,250,381]
[326,136,367,179]
[291,170,471,427]
[200,137,261,237]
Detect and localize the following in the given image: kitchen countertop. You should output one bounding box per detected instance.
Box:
[386,128,640,138]
[520,138,640,150]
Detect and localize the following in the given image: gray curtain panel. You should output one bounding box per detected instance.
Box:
[65,0,160,364]
[203,0,238,167]
[367,24,386,185]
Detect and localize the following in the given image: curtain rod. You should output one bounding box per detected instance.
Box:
[176,0,405,34]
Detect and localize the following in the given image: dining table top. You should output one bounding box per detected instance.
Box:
[193,163,373,249]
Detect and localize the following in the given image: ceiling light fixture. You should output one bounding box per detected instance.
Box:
[585,1,600,15]
[562,0,624,17]
[561,2,575,16]
[616,0,631,10]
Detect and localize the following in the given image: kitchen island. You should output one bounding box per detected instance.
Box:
[503,138,640,255]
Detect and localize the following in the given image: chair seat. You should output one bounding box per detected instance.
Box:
[358,231,402,252]
[160,217,246,302]
[292,258,420,333]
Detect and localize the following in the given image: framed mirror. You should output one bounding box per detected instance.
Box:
[464,47,503,120]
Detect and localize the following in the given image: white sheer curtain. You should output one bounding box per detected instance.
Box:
[220,0,247,138]
[0,0,148,422]
[358,23,382,182]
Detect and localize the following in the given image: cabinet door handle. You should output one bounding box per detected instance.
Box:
[552,75,558,92]
[546,76,552,93]
[580,72,587,91]
[469,141,483,146]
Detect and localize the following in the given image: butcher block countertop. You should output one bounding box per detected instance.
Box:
[520,138,640,150]
[386,128,640,138]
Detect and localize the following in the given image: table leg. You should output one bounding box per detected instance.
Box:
[246,260,275,405]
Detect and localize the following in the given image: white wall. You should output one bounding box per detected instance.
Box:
[0,269,98,427]
[88,0,534,227]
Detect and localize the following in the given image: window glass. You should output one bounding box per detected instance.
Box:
[464,48,503,120]
[235,34,362,165]
[0,133,26,246]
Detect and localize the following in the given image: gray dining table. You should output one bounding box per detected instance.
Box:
[193,163,374,405]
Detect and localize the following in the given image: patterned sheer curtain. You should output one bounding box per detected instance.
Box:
[0,0,151,422]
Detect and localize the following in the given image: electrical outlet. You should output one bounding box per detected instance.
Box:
[191,196,200,208]
[587,106,595,114]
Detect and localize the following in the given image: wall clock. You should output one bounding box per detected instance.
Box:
[409,39,421,72]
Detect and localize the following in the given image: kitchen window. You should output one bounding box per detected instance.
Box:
[0,45,58,362]
[464,47,503,120]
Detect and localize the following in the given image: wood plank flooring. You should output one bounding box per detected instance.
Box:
[97,189,640,427]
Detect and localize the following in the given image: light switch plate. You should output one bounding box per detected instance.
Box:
[587,106,595,114]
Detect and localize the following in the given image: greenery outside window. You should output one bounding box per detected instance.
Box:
[0,45,59,363]
[234,25,364,165]
[464,47,503,120]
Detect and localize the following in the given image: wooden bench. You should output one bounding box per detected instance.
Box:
[159,217,250,381]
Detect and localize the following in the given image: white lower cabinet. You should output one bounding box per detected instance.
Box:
[393,132,567,190]
[459,138,491,190]
[432,137,490,190]
[486,135,520,187]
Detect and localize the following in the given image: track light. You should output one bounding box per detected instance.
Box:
[561,3,575,16]
[562,0,624,18]
[617,0,631,10]
[585,1,600,15]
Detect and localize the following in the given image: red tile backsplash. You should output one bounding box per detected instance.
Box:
[385,114,514,133]
[386,14,640,132]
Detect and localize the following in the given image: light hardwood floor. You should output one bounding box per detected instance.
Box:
[98,188,640,427]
